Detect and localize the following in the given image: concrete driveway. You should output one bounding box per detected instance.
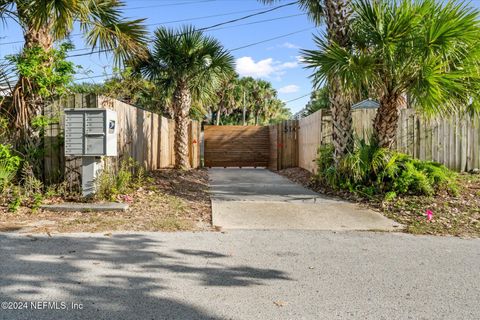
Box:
[1,231,479,320]
[209,168,400,231]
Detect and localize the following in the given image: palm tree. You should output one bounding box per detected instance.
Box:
[260,0,353,162]
[1,0,147,138]
[134,25,234,169]
[213,73,240,125]
[303,0,480,148]
[238,77,257,124]
[251,80,275,125]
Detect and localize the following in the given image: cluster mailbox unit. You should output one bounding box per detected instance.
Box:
[64,108,118,197]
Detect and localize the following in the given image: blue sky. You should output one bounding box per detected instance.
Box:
[0,0,321,113]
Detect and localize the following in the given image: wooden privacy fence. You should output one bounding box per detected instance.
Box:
[291,108,480,173]
[268,120,299,171]
[351,108,480,172]
[43,94,200,185]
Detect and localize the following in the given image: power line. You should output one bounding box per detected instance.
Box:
[284,93,310,104]
[123,0,216,10]
[73,26,312,81]
[196,1,296,31]
[68,12,306,54]
[0,2,296,47]
[66,2,300,58]
[231,27,314,51]
[0,6,268,47]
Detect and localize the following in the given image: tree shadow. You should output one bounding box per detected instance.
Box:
[0,233,291,319]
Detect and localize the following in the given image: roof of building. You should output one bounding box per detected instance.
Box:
[351,99,379,110]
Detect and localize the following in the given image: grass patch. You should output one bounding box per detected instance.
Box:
[0,169,212,233]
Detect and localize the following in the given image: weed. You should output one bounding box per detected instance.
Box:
[95,157,148,201]
[8,186,23,212]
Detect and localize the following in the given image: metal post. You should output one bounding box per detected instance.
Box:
[82,156,103,198]
[242,91,246,126]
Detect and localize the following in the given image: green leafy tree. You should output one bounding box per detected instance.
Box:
[0,0,147,139]
[134,25,234,169]
[7,43,76,100]
[304,87,330,116]
[303,0,480,148]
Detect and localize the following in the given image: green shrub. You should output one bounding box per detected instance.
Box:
[0,160,16,192]
[7,186,23,212]
[315,138,456,199]
[0,144,21,172]
[0,144,22,192]
[95,157,147,201]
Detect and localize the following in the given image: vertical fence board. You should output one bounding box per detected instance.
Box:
[296,108,479,173]
[43,94,199,186]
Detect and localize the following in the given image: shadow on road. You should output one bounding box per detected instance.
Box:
[0,233,291,319]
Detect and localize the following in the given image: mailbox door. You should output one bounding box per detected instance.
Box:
[64,112,84,156]
[84,110,106,155]
[84,135,106,155]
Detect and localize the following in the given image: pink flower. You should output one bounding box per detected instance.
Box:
[119,194,134,204]
[426,209,433,222]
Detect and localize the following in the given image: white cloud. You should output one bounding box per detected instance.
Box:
[235,57,275,78]
[278,85,300,94]
[279,61,298,69]
[235,56,299,79]
[281,42,300,49]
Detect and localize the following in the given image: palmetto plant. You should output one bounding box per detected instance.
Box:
[0,0,148,138]
[303,0,480,148]
[134,25,234,169]
[260,0,354,163]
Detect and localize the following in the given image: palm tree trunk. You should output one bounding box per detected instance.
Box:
[374,94,399,149]
[325,0,353,163]
[216,101,223,125]
[173,83,192,170]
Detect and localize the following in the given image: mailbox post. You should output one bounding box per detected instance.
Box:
[64,109,118,197]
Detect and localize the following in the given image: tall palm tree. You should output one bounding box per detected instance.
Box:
[0,0,148,138]
[260,0,353,162]
[135,25,234,169]
[213,73,240,125]
[252,80,275,125]
[238,76,257,124]
[303,0,480,148]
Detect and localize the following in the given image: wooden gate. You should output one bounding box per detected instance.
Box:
[204,125,270,167]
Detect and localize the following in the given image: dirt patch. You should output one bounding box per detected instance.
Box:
[278,167,480,238]
[0,169,212,234]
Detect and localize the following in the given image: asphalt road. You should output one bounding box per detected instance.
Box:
[0,231,479,320]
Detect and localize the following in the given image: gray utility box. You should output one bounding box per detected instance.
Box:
[64,108,117,157]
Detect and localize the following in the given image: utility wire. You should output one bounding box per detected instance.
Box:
[122,0,216,11]
[73,26,312,81]
[283,93,310,104]
[68,12,306,54]
[0,6,270,46]
[66,2,300,58]
[230,27,313,52]
[0,2,296,47]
